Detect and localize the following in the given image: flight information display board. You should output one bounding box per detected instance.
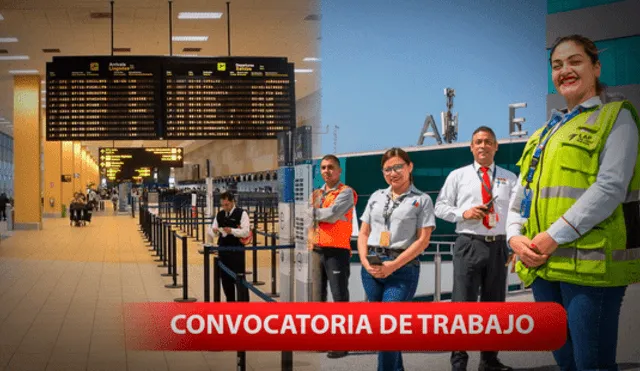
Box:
[46,56,296,140]
[46,56,162,140]
[163,57,296,139]
[99,147,183,181]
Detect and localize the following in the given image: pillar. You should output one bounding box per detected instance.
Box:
[61,141,74,213]
[43,140,62,217]
[13,75,42,229]
[73,142,81,195]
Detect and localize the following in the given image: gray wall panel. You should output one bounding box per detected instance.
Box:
[546,84,640,116]
[546,0,640,47]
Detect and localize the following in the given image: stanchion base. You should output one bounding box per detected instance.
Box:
[153,258,163,262]
[148,248,155,252]
[198,249,204,254]
[174,297,197,302]
[158,263,167,268]
[251,281,266,286]
[160,273,171,276]
[165,284,183,289]
[245,271,252,275]
[268,293,280,298]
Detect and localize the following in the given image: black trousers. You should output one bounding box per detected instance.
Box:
[219,250,248,302]
[313,247,351,302]
[451,234,509,368]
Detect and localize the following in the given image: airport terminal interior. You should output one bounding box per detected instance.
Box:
[0,0,639,370]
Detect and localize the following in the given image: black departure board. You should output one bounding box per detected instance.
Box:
[46,56,296,140]
[99,147,183,181]
[46,56,162,140]
[163,57,296,139]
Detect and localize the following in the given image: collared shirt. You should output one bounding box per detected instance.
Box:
[434,161,518,236]
[506,96,639,245]
[361,185,436,250]
[313,183,355,223]
[208,206,250,239]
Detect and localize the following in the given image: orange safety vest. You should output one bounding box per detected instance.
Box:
[312,183,357,249]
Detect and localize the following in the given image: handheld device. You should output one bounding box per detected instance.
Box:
[483,195,498,209]
[366,255,383,266]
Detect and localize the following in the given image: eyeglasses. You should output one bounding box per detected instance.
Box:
[382,163,405,174]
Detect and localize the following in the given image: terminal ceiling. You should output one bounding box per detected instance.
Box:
[0,0,320,160]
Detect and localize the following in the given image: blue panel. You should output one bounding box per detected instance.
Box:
[278,166,294,203]
[547,0,624,14]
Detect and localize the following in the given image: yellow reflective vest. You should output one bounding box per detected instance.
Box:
[516,100,640,287]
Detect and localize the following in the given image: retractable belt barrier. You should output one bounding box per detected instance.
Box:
[207,242,295,371]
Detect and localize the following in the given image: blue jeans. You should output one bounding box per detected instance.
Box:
[531,278,627,371]
[361,257,420,371]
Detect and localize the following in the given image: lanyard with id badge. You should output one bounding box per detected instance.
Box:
[475,164,498,227]
[380,193,406,247]
[520,107,585,217]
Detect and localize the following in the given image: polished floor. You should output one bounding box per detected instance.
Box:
[0,211,638,371]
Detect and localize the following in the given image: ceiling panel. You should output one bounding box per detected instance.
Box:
[0,0,320,154]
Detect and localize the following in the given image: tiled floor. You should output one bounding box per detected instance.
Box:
[0,211,638,371]
[0,211,319,371]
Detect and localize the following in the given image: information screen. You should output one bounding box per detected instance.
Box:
[163,57,295,139]
[99,147,183,181]
[46,56,162,140]
[46,56,296,140]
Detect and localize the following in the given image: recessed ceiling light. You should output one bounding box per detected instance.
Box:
[172,36,208,42]
[294,69,313,74]
[42,48,61,53]
[112,47,131,52]
[303,57,321,62]
[0,38,18,43]
[182,47,201,52]
[9,69,39,74]
[178,12,223,19]
[0,55,29,60]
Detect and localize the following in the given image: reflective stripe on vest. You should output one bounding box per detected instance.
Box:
[626,189,640,202]
[539,186,586,200]
[552,246,640,261]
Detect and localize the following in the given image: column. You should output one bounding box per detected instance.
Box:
[61,141,74,214]
[13,75,42,230]
[43,140,62,217]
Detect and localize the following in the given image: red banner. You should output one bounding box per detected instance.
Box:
[124,302,566,351]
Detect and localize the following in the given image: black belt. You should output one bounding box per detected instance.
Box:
[461,234,506,243]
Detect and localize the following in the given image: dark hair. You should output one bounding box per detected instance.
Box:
[381,147,414,183]
[321,154,340,168]
[549,34,603,95]
[472,126,497,142]
[220,192,235,202]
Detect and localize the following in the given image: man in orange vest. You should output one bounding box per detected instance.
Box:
[310,154,357,359]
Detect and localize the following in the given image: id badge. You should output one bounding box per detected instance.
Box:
[380,231,391,247]
[488,213,498,227]
[520,191,532,218]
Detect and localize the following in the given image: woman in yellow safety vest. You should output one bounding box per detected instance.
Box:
[506,34,640,371]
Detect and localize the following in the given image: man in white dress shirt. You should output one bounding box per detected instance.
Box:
[207,192,251,302]
[434,126,517,371]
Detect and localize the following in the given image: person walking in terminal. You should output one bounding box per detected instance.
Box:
[434,126,517,371]
[309,154,357,359]
[208,192,251,302]
[358,147,435,371]
[506,34,640,371]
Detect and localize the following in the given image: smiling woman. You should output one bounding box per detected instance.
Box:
[507,34,640,371]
